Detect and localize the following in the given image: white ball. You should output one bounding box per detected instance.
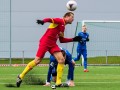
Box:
[51,85,56,89]
[66,0,77,11]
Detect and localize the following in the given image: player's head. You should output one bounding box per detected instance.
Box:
[63,12,74,24]
[82,24,87,32]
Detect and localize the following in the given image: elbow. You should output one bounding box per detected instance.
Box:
[59,37,64,43]
[60,40,64,43]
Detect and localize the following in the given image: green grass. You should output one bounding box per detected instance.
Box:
[0,58,50,64]
[88,56,120,64]
[0,56,120,64]
[75,56,120,64]
[0,66,120,90]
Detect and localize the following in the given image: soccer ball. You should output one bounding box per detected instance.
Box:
[51,85,56,89]
[66,0,77,11]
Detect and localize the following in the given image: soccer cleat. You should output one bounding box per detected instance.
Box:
[16,75,22,87]
[84,69,89,72]
[55,83,69,87]
[51,83,69,89]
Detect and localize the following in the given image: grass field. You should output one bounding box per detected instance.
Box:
[0,66,120,90]
[0,56,120,64]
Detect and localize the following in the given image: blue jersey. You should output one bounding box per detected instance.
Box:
[46,48,74,82]
[74,32,89,69]
[77,32,89,49]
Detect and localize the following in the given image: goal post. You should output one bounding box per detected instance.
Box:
[72,20,120,66]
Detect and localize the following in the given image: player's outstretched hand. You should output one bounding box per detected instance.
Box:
[73,36,82,42]
[36,20,44,25]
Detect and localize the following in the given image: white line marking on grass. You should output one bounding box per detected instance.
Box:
[1,73,120,76]
[0,81,120,85]
[96,66,120,69]
[95,74,120,76]
[0,74,120,76]
[75,81,120,84]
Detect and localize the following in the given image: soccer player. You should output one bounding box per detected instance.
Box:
[16,12,81,87]
[44,47,75,87]
[74,25,89,72]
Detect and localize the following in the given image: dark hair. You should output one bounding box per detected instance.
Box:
[61,50,66,57]
[63,12,74,17]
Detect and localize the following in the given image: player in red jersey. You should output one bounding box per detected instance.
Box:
[16,12,81,87]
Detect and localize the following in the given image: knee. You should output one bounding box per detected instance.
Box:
[72,59,76,66]
[57,58,65,64]
[84,57,87,61]
[34,57,42,64]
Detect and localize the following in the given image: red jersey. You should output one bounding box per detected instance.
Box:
[40,18,72,46]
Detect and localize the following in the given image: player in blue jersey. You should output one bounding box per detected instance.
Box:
[44,47,75,87]
[74,25,89,72]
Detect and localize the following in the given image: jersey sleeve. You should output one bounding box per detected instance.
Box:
[43,18,64,24]
[43,18,53,23]
[59,37,73,43]
[78,32,82,36]
[52,18,64,24]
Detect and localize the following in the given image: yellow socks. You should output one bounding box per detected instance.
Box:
[20,60,36,79]
[56,63,64,85]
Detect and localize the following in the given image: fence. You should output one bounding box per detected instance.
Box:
[0,50,120,65]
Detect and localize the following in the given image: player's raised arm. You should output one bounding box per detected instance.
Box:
[59,37,73,43]
[59,36,82,43]
[36,18,63,25]
[36,18,53,25]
